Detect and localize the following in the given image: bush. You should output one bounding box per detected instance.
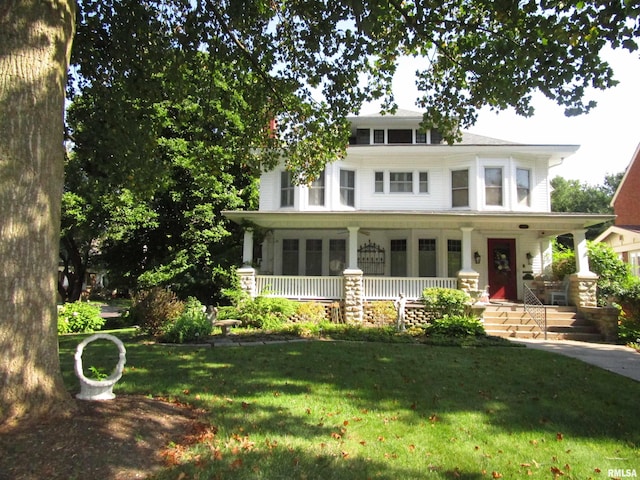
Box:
[588,241,632,306]
[552,241,576,280]
[295,302,327,323]
[422,288,469,318]
[129,288,184,336]
[368,300,397,325]
[427,315,486,337]
[58,301,105,334]
[160,297,212,343]
[218,289,299,329]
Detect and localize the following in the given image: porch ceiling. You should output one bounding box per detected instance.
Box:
[223,210,613,236]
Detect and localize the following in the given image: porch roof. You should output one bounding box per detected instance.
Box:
[223,210,613,237]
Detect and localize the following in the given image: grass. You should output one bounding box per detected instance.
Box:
[59,330,640,479]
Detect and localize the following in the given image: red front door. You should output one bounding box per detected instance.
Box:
[487,238,517,300]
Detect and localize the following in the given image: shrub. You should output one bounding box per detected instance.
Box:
[588,241,632,306]
[552,241,576,280]
[129,288,184,336]
[427,315,486,337]
[368,300,396,325]
[422,288,469,318]
[295,302,327,323]
[218,289,298,329]
[57,301,105,334]
[160,297,212,343]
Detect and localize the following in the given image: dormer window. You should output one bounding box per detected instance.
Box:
[373,129,385,144]
[388,129,412,143]
[355,129,370,145]
[415,130,427,144]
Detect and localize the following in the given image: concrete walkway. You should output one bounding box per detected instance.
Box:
[510,338,640,382]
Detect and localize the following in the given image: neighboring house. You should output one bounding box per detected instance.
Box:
[595,142,640,276]
[223,110,611,320]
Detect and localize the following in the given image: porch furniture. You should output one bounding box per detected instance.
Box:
[213,319,242,335]
[550,277,570,306]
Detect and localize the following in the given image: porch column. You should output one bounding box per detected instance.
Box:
[347,226,360,269]
[572,229,591,275]
[458,226,479,293]
[571,229,598,308]
[242,229,254,267]
[237,267,256,298]
[343,268,364,323]
[460,227,475,273]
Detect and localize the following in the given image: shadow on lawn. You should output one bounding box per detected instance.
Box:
[59,333,640,478]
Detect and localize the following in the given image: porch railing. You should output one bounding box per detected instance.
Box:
[256,275,342,300]
[523,284,547,340]
[362,277,457,300]
[256,275,457,301]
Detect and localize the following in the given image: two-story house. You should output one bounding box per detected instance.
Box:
[595,142,640,276]
[224,110,612,321]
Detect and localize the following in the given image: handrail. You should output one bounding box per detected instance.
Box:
[523,285,547,340]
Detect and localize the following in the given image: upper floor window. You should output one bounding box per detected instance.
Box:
[308,170,325,206]
[430,128,443,144]
[415,130,427,144]
[388,129,412,143]
[390,172,413,193]
[485,167,503,206]
[374,171,384,193]
[356,129,370,145]
[280,171,294,207]
[340,169,355,206]
[451,169,469,207]
[516,168,531,207]
[373,129,385,144]
[419,172,429,193]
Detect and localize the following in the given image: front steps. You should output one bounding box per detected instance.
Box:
[483,303,603,342]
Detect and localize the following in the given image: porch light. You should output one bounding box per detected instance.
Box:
[526,252,533,265]
[474,251,481,264]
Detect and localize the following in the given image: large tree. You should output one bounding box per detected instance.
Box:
[2,0,639,424]
[0,0,76,422]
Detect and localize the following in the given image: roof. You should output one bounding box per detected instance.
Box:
[611,141,640,207]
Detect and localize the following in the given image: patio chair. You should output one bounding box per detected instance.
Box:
[550,277,570,306]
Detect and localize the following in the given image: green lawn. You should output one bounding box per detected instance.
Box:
[59,332,640,479]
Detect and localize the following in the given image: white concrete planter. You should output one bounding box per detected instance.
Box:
[74,333,126,401]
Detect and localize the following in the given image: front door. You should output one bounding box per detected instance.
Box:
[487,238,517,300]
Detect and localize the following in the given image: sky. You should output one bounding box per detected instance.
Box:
[373,47,640,186]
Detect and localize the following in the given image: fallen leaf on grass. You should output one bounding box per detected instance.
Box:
[492,471,503,478]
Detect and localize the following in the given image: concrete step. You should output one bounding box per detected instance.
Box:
[482,304,602,342]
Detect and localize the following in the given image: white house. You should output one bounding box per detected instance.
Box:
[223,110,611,320]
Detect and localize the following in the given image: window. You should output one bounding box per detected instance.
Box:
[516,168,531,207]
[309,170,325,206]
[329,239,346,275]
[485,167,503,206]
[356,129,370,145]
[280,171,294,207]
[388,129,412,143]
[390,239,407,276]
[306,239,322,275]
[419,172,429,193]
[340,169,355,206]
[374,171,384,193]
[415,130,427,144]
[451,169,469,207]
[447,239,462,277]
[418,238,437,277]
[430,129,443,144]
[282,239,299,275]
[631,251,640,277]
[390,172,413,193]
[373,129,385,144]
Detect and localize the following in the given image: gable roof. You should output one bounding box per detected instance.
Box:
[611,141,640,207]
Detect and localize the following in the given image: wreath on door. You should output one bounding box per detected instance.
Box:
[494,250,511,274]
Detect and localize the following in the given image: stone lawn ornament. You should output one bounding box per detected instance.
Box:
[394,293,407,332]
[74,333,126,401]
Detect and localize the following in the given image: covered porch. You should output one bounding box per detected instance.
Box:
[224,210,612,322]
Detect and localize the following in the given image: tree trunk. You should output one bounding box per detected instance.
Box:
[0,0,76,424]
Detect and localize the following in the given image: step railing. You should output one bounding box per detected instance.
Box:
[523,284,547,340]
